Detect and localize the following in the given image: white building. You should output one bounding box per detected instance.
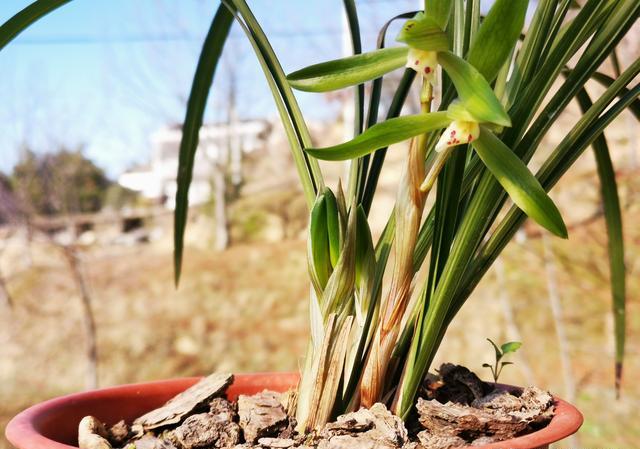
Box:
[119,120,271,209]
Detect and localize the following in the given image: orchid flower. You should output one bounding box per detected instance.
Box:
[435,120,480,152]
[406,48,438,86]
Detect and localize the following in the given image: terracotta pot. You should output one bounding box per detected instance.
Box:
[6,373,582,449]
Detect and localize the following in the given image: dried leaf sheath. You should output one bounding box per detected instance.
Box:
[360,137,427,407]
[297,199,360,432]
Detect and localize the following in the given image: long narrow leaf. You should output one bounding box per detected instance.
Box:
[466,0,528,83]
[506,0,558,101]
[174,4,235,285]
[342,0,364,136]
[425,0,453,30]
[576,88,626,396]
[466,63,640,309]
[472,128,567,238]
[590,72,640,120]
[507,0,634,146]
[362,69,416,214]
[287,47,408,93]
[229,0,324,195]
[359,12,418,204]
[342,0,365,203]
[454,85,640,371]
[306,112,450,161]
[438,52,511,126]
[309,194,331,293]
[0,0,70,51]
[393,4,627,408]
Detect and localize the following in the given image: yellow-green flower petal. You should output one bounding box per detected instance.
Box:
[435,120,479,152]
[406,48,438,86]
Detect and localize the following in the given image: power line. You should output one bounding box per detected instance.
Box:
[7,22,406,46]
[8,28,380,45]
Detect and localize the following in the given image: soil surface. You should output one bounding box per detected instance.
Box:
[77,365,554,449]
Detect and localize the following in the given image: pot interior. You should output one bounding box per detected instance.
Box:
[28,373,298,446]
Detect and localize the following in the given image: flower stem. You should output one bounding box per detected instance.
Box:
[420,146,454,193]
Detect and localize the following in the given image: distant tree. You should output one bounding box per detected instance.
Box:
[0,173,19,309]
[0,172,22,225]
[8,147,106,388]
[103,184,139,211]
[11,147,111,216]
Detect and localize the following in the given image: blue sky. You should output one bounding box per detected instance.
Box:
[0,0,506,178]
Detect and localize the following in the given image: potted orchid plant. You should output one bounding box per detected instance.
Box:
[4,0,638,448]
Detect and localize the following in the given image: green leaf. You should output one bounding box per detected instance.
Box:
[354,205,375,287]
[324,189,341,268]
[590,72,640,120]
[341,0,364,136]
[174,4,234,286]
[362,69,416,214]
[500,341,522,354]
[487,338,502,360]
[228,0,324,205]
[405,20,640,420]
[425,0,453,30]
[287,47,408,92]
[472,128,567,238]
[575,88,626,396]
[306,112,450,161]
[396,12,449,52]
[466,0,528,83]
[358,12,417,207]
[464,64,640,344]
[595,135,627,397]
[446,100,476,122]
[0,0,71,51]
[309,194,331,293]
[437,52,511,126]
[321,209,357,317]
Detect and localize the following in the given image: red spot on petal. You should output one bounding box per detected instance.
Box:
[451,130,456,136]
[415,60,420,65]
[468,134,473,142]
[424,67,432,74]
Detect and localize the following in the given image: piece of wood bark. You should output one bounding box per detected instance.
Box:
[401,443,426,449]
[173,412,240,449]
[237,391,289,444]
[427,364,491,405]
[317,434,396,449]
[416,432,465,449]
[417,397,528,441]
[107,420,131,447]
[319,403,408,449]
[134,373,233,430]
[131,434,177,449]
[257,437,297,448]
[416,387,555,447]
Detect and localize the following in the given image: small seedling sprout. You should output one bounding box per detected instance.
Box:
[483,339,522,383]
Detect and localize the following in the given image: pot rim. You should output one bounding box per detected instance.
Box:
[5,373,583,449]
